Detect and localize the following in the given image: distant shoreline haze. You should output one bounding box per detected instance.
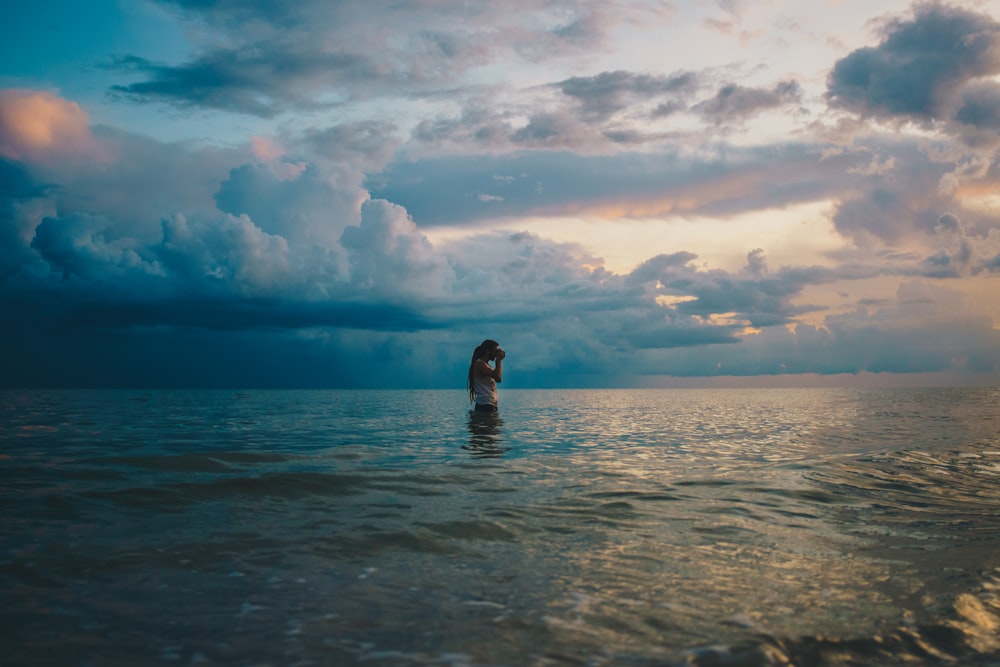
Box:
[2,371,998,391]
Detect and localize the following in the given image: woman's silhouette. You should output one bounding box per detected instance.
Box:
[467,339,505,412]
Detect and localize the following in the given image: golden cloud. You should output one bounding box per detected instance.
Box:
[0,89,98,163]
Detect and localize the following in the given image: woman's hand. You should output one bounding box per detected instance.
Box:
[495,348,506,361]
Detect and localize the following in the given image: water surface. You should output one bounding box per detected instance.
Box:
[2,388,999,665]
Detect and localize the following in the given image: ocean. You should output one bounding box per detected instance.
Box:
[2,387,999,666]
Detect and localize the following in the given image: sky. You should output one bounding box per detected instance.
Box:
[1,0,999,389]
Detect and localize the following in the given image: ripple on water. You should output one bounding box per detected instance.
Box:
[3,387,1000,666]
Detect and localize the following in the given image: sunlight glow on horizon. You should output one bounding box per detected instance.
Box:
[426,200,846,275]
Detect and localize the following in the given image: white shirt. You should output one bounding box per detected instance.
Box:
[472,362,498,406]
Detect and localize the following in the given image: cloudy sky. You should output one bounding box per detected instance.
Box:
[2,0,999,389]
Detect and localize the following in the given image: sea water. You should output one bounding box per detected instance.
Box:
[2,387,999,666]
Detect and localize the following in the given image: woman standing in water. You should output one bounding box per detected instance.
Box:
[468,339,505,412]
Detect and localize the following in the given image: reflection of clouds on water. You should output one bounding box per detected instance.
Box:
[464,410,508,458]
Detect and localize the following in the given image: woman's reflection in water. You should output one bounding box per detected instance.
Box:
[464,409,508,458]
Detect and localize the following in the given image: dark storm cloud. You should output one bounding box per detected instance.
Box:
[3,132,847,370]
[556,70,700,119]
[1,203,441,336]
[409,70,702,154]
[827,2,1000,136]
[830,139,1000,247]
[112,0,621,116]
[981,252,1000,272]
[0,159,51,279]
[4,145,998,387]
[410,106,515,149]
[302,121,401,169]
[411,105,620,153]
[602,129,665,145]
[626,251,699,282]
[369,144,861,226]
[109,49,375,117]
[693,80,802,125]
[511,114,564,143]
[628,251,827,330]
[833,183,929,244]
[653,304,1000,378]
[3,124,246,247]
[955,81,1000,130]
[410,68,799,152]
[508,248,1000,382]
[0,158,48,199]
[952,81,1000,145]
[30,213,155,282]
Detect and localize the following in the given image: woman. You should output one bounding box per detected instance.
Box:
[467,339,505,411]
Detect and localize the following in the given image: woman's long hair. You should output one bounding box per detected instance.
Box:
[468,339,499,403]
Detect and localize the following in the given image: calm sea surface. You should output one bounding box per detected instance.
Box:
[2,387,999,666]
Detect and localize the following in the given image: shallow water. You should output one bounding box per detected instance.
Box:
[2,387,999,666]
